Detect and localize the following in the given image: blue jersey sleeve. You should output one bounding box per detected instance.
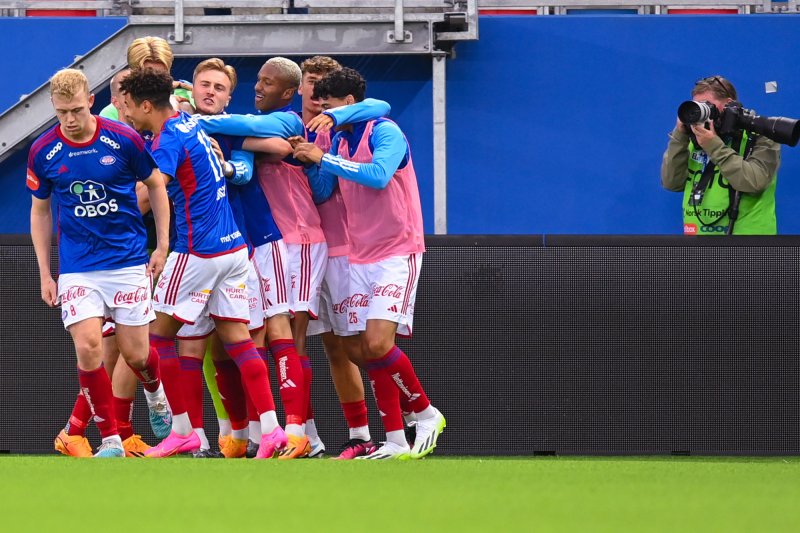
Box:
[319,121,407,189]
[196,112,303,139]
[152,130,183,179]
[325,98,391,127]
[228,149,255,186]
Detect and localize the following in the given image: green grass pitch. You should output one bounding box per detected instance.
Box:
[1,456,798,532]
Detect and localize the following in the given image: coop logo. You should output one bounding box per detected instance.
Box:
[45,142,63,161]
[700,225,728,234]
[99,135,121,150]
[70,180,118,218]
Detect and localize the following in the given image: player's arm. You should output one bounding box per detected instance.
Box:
[30,196,57,307]
[142,169,170,280]
[307,99,391,133]
[319,122,406,189]
[293,136,340,203]
[326,98,391,129]
[224,149,256,186]
[241,137,293,165]
[197,112,303,139]
[135,181,151,215]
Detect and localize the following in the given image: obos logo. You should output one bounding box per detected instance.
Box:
[70,180,118,218]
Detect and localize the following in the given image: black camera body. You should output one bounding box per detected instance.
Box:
[677,100,800,146]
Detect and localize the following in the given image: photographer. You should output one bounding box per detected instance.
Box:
[661,76,781,235]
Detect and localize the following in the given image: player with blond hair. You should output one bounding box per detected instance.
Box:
[31,68,172,458]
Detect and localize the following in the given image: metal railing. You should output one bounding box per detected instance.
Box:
[0,0,796,15]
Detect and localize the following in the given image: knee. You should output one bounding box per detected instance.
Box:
[362,336,392,360]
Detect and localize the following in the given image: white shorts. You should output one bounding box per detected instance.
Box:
[153,248,250,324]
[251,240,292,319]
[287,242,327,318]
[308,256,357,337]
[176,316,215,340]
[58,264,155,330]
[176,259,263,337]
[246,258,265,331]
[347,253,422,337]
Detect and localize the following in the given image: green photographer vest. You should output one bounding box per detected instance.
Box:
[683,131,777,235]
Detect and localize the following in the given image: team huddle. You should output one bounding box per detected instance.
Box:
[27,36,445,460]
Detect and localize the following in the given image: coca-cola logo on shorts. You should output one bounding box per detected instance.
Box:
[61,286,87,304]
[332,293,370,315]
[113,287,148,305]
[371,283,404,299]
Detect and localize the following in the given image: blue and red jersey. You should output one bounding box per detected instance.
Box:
[150,112,245,257]
[27,116,155,274]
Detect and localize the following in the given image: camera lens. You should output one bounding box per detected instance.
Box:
[678,101,715,125]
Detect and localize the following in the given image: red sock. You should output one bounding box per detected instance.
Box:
[341,400,369,429]
[213,359,248,430]
[66,390,92,436]
[374,346,431,412]
[149,334,186,416]
[226,340,275,415]
[244,348,270,422]
[77,365,118,439]
[269,339,305,425]
[126,345,161,393]
[179,356,204,429]
[300,355,314,420]
[113,396,134,441]
[366,365,403,432]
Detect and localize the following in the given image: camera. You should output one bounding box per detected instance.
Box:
[677,100,800,146]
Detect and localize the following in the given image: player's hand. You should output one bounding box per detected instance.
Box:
[173,80,193,92]
[40,276,58,307]
[148,248,167,281]
[287,136,305,150]
[691,120,717,149]
[293,142,324,164]
[306,113,334,133]
[209,136,224,163]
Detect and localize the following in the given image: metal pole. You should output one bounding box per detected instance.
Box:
[432,53,447,234]
[173,0,184,43]
[394,0,405,41]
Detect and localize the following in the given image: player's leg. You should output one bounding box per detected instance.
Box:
[325,332,376,459]
[213,248,285,459]
[361,254,444,459]
[244,325,268,458]
[202,344,231,448]
[287,242,327,457]
[210,334,250,458]
[54,322,117,457]
[144,252,210,457]
[254,240,304,456]
[107,332,151,457]
[69,317,124,457]
[176,331,213,456]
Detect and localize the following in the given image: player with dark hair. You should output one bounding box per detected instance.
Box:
[294,67,446,460]
[121,68,286,458]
